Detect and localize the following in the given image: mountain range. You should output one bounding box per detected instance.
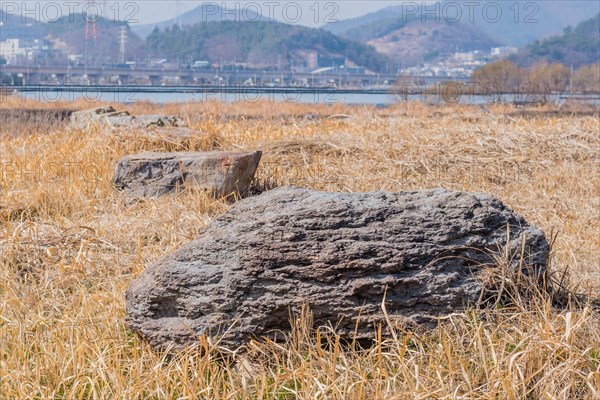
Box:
[2,2,599,71]
[333,15,502,66]
[511,13,600,68]
[145,20,390,71]
[323,1,600,47]
[129,1,599,68]
[131,4,265,39]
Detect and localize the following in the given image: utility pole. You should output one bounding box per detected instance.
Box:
[118,25,127,64]
[85,0,98,68]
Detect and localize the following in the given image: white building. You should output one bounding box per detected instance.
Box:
[491,46,518,58]
[453,52,475,62]
[0,39,23,62]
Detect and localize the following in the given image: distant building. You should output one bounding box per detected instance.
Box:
[316,54,345,69]
[0,39,23,62]
[306,51,318,69]
[338,65,365,75]
[491,46,518,57]
[306,51,346,69]
[192,60,210,69]
[453,52,475,62]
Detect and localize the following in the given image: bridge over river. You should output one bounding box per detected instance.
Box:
[0,65,468,87]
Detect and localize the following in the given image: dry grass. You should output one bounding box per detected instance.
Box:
[0,98,599,399]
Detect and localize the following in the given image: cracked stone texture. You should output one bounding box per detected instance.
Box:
[69,106,128,130]
[126,187,548,350]
[114,151,262,198]
[106,114,187,128]
[70,107,187,130]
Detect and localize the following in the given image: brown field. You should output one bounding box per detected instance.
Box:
[0,98,599,399]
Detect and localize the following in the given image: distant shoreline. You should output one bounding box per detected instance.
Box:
[4,85,599,106]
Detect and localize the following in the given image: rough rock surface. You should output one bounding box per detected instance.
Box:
[114,151,262,198]
[70,107,187,130]
[126,187,548,350]
[111,127,207,149]
[70,106,128,129]
[107,114,187,128]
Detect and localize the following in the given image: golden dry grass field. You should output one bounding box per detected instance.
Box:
[0,98,599,399]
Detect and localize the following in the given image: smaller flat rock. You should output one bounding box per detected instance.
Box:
[146,127,199,138]
[70,107,130,130]
[70,107,187,130]
[113,151,262,198]
[111,127,206,148]
[107,114,187,128]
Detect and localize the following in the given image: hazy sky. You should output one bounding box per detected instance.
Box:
[135,1,411,25]
[3,1,597,28]
[2,1,415,26]
[113,1,420,25]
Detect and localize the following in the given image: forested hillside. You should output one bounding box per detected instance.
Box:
[146,21,390,71]
[511,14,600,67]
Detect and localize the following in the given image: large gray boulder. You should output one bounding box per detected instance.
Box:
[113,151,262,198]
[126,187,548,350]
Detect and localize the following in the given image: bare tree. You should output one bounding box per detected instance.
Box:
[471,60,525,97]
[573,63,600,94]
[528,62,570,102]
